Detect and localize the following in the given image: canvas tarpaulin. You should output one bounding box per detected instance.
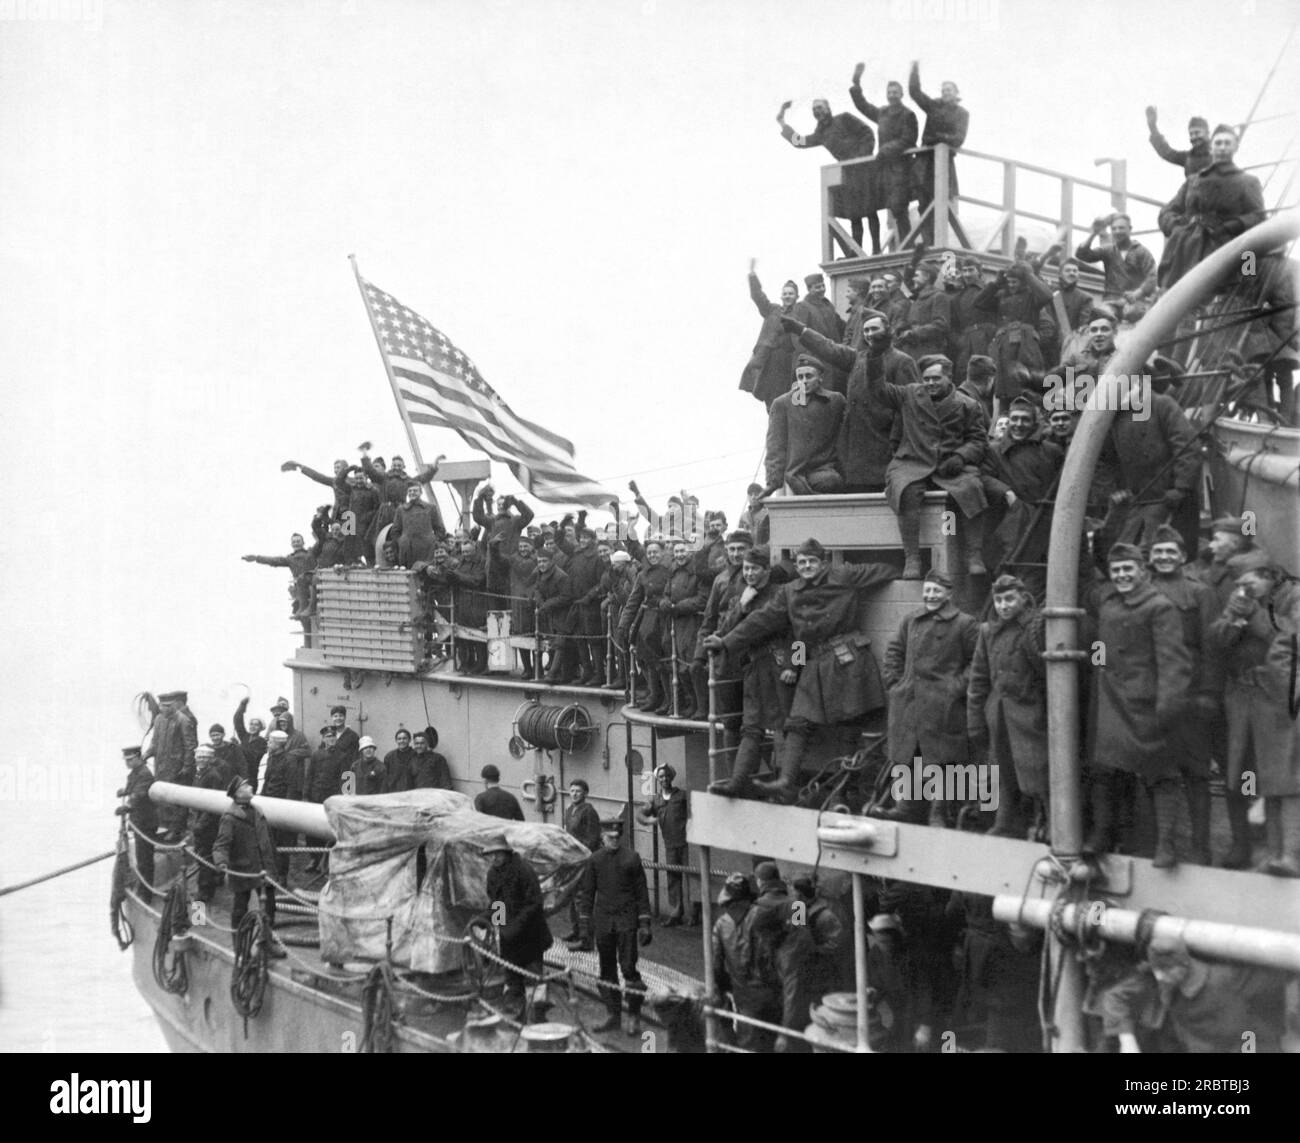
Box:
[316,789,592,973]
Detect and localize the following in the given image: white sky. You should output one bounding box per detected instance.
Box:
[0,0,1296,750]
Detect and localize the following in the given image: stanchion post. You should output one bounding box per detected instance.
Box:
[669,621,680,719]
[852,872,870,1053]
[699,843,716,1053]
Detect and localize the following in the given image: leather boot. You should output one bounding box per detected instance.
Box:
[762,733,806,805]
[1262,796,1300,878]
[1150,779,1182,869]
[986,760,1025,837]
[709,735,762,798]
[652,668,673,715]
[636,669,663,712]
[1185,777,1212,865]
[899,504,923,579]
[1220,792,1253,869]
[1082,772,1116,857]
[676,673,698,719]
[963,512,987,576]
[691,666,711,721]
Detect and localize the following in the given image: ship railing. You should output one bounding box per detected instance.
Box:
[821,143,1166,263]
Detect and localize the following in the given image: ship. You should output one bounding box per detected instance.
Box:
[110,111,1300,1055]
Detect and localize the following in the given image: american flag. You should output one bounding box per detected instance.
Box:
[358,276,615,508]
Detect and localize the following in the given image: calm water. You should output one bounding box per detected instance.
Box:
[0,799,166,1053]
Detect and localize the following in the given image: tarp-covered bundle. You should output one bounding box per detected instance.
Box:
[317,790,592,973]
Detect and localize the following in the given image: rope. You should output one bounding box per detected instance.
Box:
[152,883,191,996]
[110,835,135,951]
[0,848,116,897]
[360,962,401,1053]
[231,909,271,1023]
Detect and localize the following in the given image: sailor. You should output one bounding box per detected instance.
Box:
[1074,213,1157,311]
[232,697,267,792]
[848,66,919,245]
[475,763,524,821]
[349,736,385,795]
[1209,547,1300,877]
[966,575,1050,839]
[705,538,898,804]
[908,62,970,244]
[618,539,672,712]
[709,872,780,1051]
[777,92,880,255]
[1146,524,1221,865]
[188,743,234,904]
[574,817,653,1037]
[327,705,360,769]
[241,534,316,619]
[1146,108,1213,177]
[868,351,989,579]
[781,310,919,494]
[659,542,707,718]
[207,722,248,786]
[707,546,797,800]
[637,765,690,927]
[411,728,452,790]
[213,776,284,955]
[381,728,416,793]
[600,549,637,688]
[482,833,552,1021]
[879,570,979,827]
[1084,543,1194,869]
[258,729,298,890]
[144,690,198,841]
[116,746,158,905]
[740,263,801,410]
[1157,124,1266,290]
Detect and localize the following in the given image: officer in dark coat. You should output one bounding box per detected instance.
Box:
[305,727,345,804]
[116,746,158,904]
[880,571,979,826]
[213,776,282,950]
[1157,125,1266,289]
[908,62,970,243]
[450,534,489,674]
[1084,544,1194,868]
[740,267,800,408]
[849,68,919,244]
[707,539,897,804]
[483,834,552,1018]
[144,691,198,839]
[575,818,653,1036]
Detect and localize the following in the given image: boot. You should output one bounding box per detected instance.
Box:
[761,733,806,805]
[899,504,923,579]
[1185,777,1212,865]
[652,669,673,715]
[1220,792,1253,869]
[986,762,1025,837]
[709,735,762,798]
[691,667,711,721]
[963,512,987,576]
[636,669,663,712]
[1150,779,1182,869]
[1261,797,1300,878]
[676,674,698,719]
[1082,772,1116,857]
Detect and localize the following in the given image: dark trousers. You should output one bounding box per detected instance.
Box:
[663,842,688,919]
[596,930,644,1016]
[194,827,221,901]
[132,826,157,901]
[229,875,277,932]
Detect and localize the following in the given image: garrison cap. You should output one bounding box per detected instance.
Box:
[158,691,185,703]
[794,353,826,372]
[917,354,954,375]
[923,569,954,588]
[1149,524,1185,550]
[795,538,828,560]
[1188,116,1208,130]
[804,273,824,287]
[1107,543,1146,565]
[1227,548,1276,577]
[966,355,996,378]
[991,574,1029,595]
[725,530,753,545]
[744,546,772,568]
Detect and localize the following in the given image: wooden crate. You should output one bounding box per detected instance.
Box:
[315,568,424,672]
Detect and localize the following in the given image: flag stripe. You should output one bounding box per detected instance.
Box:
[359,276,614,508]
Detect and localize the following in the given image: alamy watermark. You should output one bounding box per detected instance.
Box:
[1043,368,1151,422]
[0,0,103,31]
[890,762,998,811]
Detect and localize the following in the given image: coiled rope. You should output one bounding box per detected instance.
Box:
[152,883,191,995]
[231,910,271,1026]
[360,962,400,1053]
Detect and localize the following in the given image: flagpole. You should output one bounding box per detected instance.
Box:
[350,255,457,524]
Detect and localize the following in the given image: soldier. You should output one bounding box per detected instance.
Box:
[637,764,690,926]
[561,778,602,941]
[282,457,351,523]
[305,726,344,807]
[204,722,246,785]
[777,99,880,255]
[116,746,158,904]
[472,483,534,607]
[566,528,606,687]
[956,354,996,427]
[1047,258,1096,367]
[144,690,198,841]
[1147,524,1221,864]
[868,352,989,578]
[411,729,452,790]
[359,447,445,541]
[450,532,489,675]
[659,541,707,718]
[878,571,979,827]
[690,530,752,725]
[232,698,267,793]
[475,763,524,821]
[345,465,382,564]
[500,532,538,677]
[1054,307,1119,381]
[791,875,850,997]
[1196,514,1257,610]
[709,872,780,1052]
[908,62,970,244]
[849,66,919,245]
[600,549,638,688]
[740,263,801,409]
[1084,544,1194,868]
[258,729,298,891]
[1145,109,1212,177]
[1074,213,1157,312]
[188,744,233,904]
[213,776,284,955]
[1209,548,1300,877]
[976,261,1055,410]
[705,539,898,805]
[951,260,998,378]
[349,736,385,795]
[894,260,953,364]
[482,834,552,1021]
[532,546,576,684]
[575,818,653,1036]
[967,575,1049,839]
[618,540,672,712]
[381,728,416,793]
[241,534,316,619]
[391,484,443,568]
[707,546,796,799]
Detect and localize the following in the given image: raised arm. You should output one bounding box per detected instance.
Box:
[717,584,792,652]
[778,100,823,149]
[907,61,935,114]
[749,264,777,318]
[1144,107,1188,168]
[472,486,493,530]
[242,553,292,568]
[786,321,857,374]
